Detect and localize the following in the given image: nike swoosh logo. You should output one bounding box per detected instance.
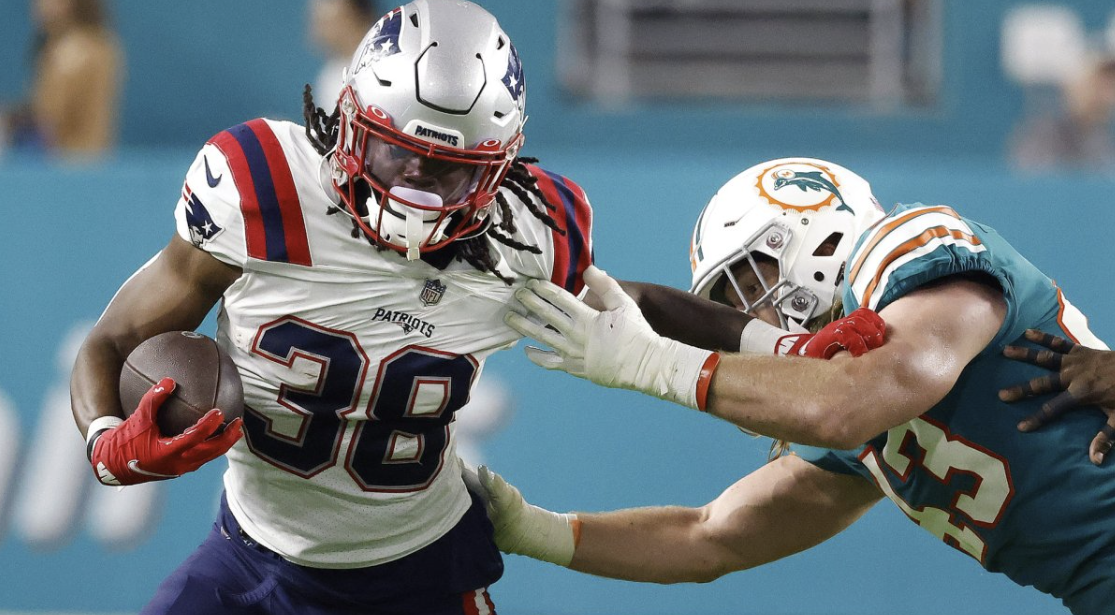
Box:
[204,155,223,188]
[95,461,121,486]
[127,460,179,479]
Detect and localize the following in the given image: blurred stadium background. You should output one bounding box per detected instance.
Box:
[1,1,1112,613]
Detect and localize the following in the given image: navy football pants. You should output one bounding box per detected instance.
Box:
[141,493,503,615]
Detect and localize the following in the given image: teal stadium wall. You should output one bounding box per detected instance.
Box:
[0,0,1113,155]
[1,1,1113,614]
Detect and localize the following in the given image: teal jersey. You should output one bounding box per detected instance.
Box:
[797,203,1113,614]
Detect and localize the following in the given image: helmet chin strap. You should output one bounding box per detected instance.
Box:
[370,186,449,261]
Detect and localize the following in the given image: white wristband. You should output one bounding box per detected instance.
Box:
[649,339,718,410]
[86,416,124,443]
[740,319,810,356]
[85,415,124,461]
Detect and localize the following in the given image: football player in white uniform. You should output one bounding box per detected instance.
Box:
[489,158,1115,613]
[71,2,599,613]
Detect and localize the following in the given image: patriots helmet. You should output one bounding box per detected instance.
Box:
[689,158,885,330]
[329,0,526,259]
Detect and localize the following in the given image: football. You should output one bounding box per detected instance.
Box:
[118,331,245,436]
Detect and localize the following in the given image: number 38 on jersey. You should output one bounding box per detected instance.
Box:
[242,316,478,492]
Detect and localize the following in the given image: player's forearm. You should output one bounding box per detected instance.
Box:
[618,281,750,352]
[701,286,985,447]
[70,288,167,436]
[568,459,873,583]
[704,350,919,448]
[70,239,240,436]
[70,328,130,436]
[570,507,737,584]
[473,464,744,580]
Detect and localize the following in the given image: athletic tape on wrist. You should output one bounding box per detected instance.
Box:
[510,507,580,566]
[85,416,124,461]
[650,339,718,410]
[740,319,791,354]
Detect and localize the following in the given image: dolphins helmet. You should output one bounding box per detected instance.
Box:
[329,0,527,259]
[689,158,885,330]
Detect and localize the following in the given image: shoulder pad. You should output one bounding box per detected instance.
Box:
[844,204,986,311]
[521,164,594,296]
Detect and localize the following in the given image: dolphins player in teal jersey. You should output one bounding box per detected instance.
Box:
[484,157,1115,613]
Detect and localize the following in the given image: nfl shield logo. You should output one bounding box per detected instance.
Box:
[420,279,446,306]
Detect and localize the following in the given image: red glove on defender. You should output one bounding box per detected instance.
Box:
[781,308,887,359]
[88,378,243,486]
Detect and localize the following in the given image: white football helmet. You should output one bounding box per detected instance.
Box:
[689,158,885,330]
[329,0,526,259]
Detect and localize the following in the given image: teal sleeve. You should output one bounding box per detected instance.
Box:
[793,445,866,476]
[839,203,1059,353]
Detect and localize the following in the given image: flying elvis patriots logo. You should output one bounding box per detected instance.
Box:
[502,43,524,104]
[183,185,223,246]
[353,8,402,74]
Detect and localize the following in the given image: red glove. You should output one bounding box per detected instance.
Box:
[88,378,243,486]
[779,308,887,359]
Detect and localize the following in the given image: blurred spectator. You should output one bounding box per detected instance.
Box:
[309,0,381,106]
[5,0,123,158]
[1009,54,1115,172]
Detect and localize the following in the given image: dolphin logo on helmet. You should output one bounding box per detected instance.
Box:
[772,170,854,214]
[691,158,885,330]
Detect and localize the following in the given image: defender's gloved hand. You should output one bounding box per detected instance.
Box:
[505,266,719,410]
[463,463,579,566]
[790,308,887,359]
[740,307,886,359]
[88,378,243,486]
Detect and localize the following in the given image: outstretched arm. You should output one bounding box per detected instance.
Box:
[469,455,881,583]
[508,268,1003,449]
[704,277,1005,447]
[614,281,749,352]
[612,281,883,359]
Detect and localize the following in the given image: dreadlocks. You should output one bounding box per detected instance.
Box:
[303,85,340,158]
[302,84,564,284]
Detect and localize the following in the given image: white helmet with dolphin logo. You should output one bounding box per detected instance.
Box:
[689,158,885,329]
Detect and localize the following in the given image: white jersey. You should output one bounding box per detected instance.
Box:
[173,118,593,568]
